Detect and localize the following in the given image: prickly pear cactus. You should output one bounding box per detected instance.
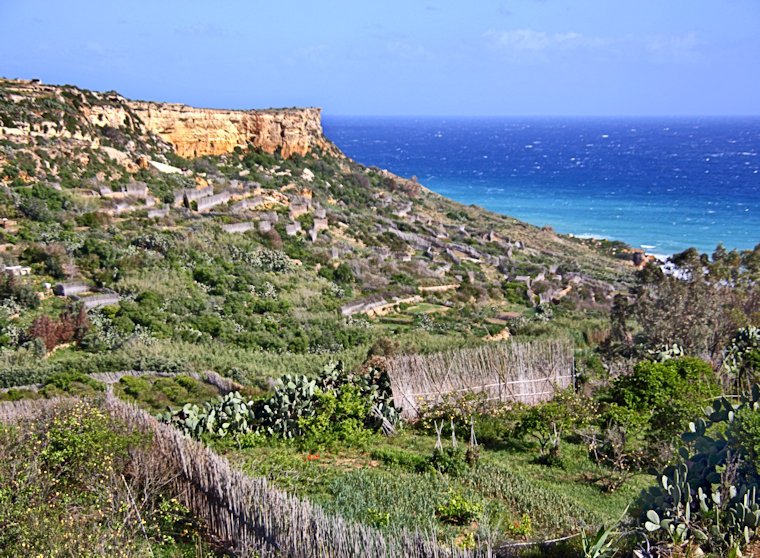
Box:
[636,385,760,554]
[259,374,318,438]
[159,392,255,439]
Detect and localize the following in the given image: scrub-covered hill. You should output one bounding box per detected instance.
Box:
[0,77,638,386]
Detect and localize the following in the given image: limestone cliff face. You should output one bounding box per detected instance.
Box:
[0,78,334,161]
[128,101,334,159]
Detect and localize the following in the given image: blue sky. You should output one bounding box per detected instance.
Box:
[0,0,758,116]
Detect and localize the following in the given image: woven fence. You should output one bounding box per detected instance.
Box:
[387,338,575,418]
[0,396,77,423]
[0,395,492,558]
[0,369,239,395]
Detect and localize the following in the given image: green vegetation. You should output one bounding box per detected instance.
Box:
[114,373,223,413]
[159,362,397,447]
[0,402,226,557]
[1,78,759,556]
[635,388,760,556]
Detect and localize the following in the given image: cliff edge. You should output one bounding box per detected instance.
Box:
[129,102,333,159]
[0,78,334,160]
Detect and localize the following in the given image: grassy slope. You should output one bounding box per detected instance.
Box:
[0,78,634,388]
[218,429,650,546]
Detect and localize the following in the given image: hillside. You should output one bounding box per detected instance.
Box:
[0,77,638,385]
[2,78,760,558]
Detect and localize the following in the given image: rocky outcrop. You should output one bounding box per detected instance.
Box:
[128,101,334,159]
[0,78,334,160]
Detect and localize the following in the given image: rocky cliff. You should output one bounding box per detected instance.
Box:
[128,101,334,159]
[0,79,333,160]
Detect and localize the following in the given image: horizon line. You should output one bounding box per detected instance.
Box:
[323,113,760,119]
[4,76,759,121]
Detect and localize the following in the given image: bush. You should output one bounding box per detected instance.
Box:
[0,271,40,309]
[729,405,760,476]
[26,305,90,352]
[38,403,139,490]
[515,389,595,464]
[505,513,533,540]
[299,385,375,449]
[502,281,530,305]
[722,326,760,395]
[0,401,217,556]
[40,371,104,397]
[609,357,719,444]
[472,411,519,448]
[428,446,468,476]
[319,262,355,284]
[436,492,482,525]
[417,391,489,433]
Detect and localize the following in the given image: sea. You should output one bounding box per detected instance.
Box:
[323,117,760,257]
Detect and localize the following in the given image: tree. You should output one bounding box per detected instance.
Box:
[629,246,760,365]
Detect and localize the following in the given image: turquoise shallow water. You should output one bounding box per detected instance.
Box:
[323,116,760,255]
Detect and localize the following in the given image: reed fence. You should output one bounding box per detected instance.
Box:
[0,396,77,422]
[0,369,239,395]
[0,395,492,558]
[386,338,574,418]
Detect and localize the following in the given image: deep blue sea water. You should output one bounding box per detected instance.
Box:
[323,117,760,256]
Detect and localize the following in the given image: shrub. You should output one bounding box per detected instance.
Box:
[436,493,482,525]
[514,389,594,463]
[472,412,517,448]
[417,391,489,433]
[0,271,39,309]
[722,326,760,395]
[428,446,468,476]
[319,262,355,284]
[26,305,89,352]
[0,401,217,556]
[589,403,647,491]
[729,405,760,476]
[40,370,104,396]
[505,513,533,539]
[39,403,139,490]
[502,281,530,305]
[298,385,375,449]
[609,357,719,444]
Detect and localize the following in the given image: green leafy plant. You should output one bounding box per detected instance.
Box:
[723,326,760,395]
[635,385,760,555]
[436,492,482,525]
[428,446,468,476]
[609,357,720,449]
[367,508,390,528]
[505,513,533,539]
[259,374,318,438]
[580,523,618,558]
[159,391,255,439]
